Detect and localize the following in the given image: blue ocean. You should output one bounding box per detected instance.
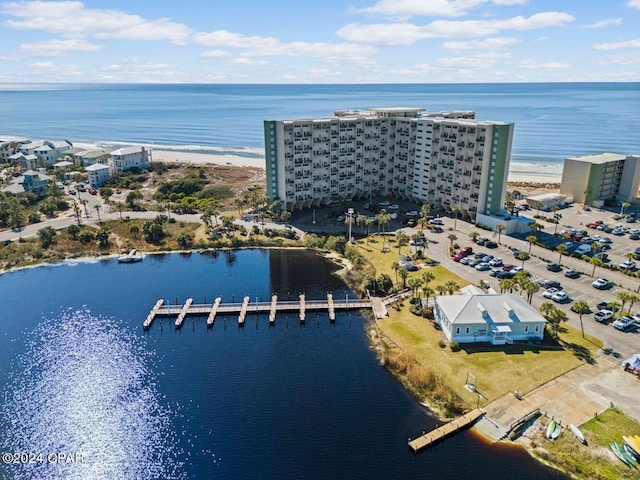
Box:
[1,83,639,178]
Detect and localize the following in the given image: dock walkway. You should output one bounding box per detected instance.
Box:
[408,409,485,453]
[144,295,373,329]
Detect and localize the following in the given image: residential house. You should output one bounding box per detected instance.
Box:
[110,146,151,173]
[434,293,546,345]
[8,152,38,170]
[85,163,111,188]
[75,149,111,167]
[21,170,51,194]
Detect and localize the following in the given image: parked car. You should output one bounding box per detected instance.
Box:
[620,260,637,270]
[597,301,619,312]
[476,237,489,246]
[564,269,581,279]
[495,270,515,279]
[475,262,491,271]
[542,287,560,299]
[546,263,562,272]
[594,252,609,261]
[592,278,612,289]
[574,244,592,255]
[489,258,503,267]
[593,309,614,323]
[502,264,515,271]
[541,280,562,290]
[551,291,570,303]
[599,237,613,244]
[481,255,494,263]
[612,316,637,331]
[485,241,498,249]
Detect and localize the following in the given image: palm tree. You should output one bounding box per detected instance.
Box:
[571,300,590,338]
[407,277,422,299]
[528,221,543,240]
[392,262,400,286]
[534,201,543,217]
[620,202,631,216]
[516,251,530,269]
[469,231,480,243]
[94,204,101,223]
[522,280,540,304]
[73,202,81,225]
[399,267,409,289]
[496,224,506,244]
[422,286,435,306]
[447,233,457,248]
[396,230,408,254]
[556,244,568,264]
[526,234,537,254]
[452,205,460,230]
[499,278,515,293]
[444,280,459,295]
[435,284,448,296]
[419,203,431,232]
[551,206,561,234]
[627,293,640,313]
[616,292,632,315]
[421,271,435,288]
[583,188,592,206]
[590,256,603,277]
[80,198,89,217]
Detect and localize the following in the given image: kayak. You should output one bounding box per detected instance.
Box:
[569,424,586,444]
[624,436,640,457]
[550,423,562,440]
[545,419,556,439]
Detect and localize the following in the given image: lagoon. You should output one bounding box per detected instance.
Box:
[0,249,566,479]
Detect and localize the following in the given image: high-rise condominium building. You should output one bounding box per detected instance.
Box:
[264,107,514,220]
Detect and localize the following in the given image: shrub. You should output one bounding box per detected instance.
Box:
[438,340,446,348]
[450,341,461,352]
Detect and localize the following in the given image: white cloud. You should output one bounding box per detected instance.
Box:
[356,0,527,18]
[511,59,571,69]
[442,36,519,50]
[594,38,640,50]
[193,30,376,60]
[581,18,623,28]
[2,1,193,44]
[628,0,640,10]
[18,38,103,56]
[200,50,232,58]
[231,58,269,66]
[26,60,82,77]
[338,12,574,45]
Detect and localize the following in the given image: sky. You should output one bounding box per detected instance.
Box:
[0,0,639,83]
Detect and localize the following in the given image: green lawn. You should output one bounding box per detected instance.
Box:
[377,304,603,407]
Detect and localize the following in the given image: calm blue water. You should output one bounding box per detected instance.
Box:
[1,83,639,177]
[0,250,567,479]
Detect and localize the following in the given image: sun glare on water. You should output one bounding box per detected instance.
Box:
[0,308,184,480]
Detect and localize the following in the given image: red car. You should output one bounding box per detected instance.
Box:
[502,264,515,271]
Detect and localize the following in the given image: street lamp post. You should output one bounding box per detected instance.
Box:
[347,208,354,243]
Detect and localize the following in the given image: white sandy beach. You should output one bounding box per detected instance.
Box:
[151,149,264,169]
[150,148,561,186]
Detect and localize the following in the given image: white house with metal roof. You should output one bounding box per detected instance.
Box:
[434,293,546,345]
[85,163,111,188]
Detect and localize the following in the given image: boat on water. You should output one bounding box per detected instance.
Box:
[117,249,143,263]
[545,419,556,439]
[569,424,586,445]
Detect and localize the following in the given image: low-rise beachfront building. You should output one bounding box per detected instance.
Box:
[33,140,73,165]
[434,293,546,346]
[8,153,38,171]
[85,163,110,188]
[0,137,29,161]
[560,153,640,205]
[20,170,51,194]
[264,107,514,221]
[75,149,111,167]
[110,146,151,173]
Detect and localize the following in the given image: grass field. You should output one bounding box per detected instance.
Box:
[377,305,603,407]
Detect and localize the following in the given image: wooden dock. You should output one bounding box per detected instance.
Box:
[143,295,372,329]
[175,298,193,327]
[238,296,250,325]
[269,295,277,324]
[408,409,485,453]
[206,297,222,326]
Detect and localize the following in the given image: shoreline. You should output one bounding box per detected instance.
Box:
[149,149,561,187]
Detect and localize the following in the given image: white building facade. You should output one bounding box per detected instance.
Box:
[110,146,151,173]
[264,107,513,220]
[85,163,111,188]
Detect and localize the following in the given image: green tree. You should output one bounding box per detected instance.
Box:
[78,230,94,244]
[452,205,460,230]
[129,224,140,238]
[399,267,409,289]
[522,280,540,304]
[556,244,568,264]
[496,224,506,244]
[94,204,101,222]
[621,201,631,216]
[469,231,480,242]
[516,251,530,269]
[95,227,110,247]
[447,233,457,248]
[526,235,537,254]
[396,230,408,254]
[444,280,459,295]
[419,203,431,231]
[571,300,590,338]
[67,224,80,240]
[177,232,194,249]
[38,226,57,248]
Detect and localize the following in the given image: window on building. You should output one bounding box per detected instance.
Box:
[455,327,460,335]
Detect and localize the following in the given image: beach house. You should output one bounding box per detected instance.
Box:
[85,163,111,188]
[434,293,546,345]
[110,146,151,172]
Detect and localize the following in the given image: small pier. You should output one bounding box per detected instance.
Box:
[408,409,485,453]
[175,298,193,328]
[269,295,277,324]
[143,295,373,329]
[207,297,222,326]
[299,294,306,323]
[238,296,250,325]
